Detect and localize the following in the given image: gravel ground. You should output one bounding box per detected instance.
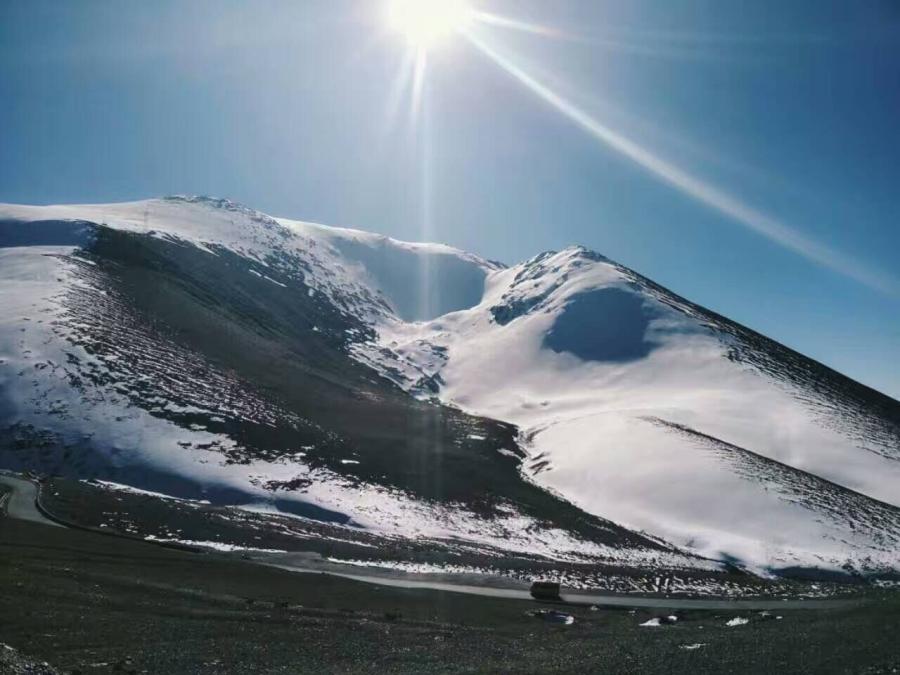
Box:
[1,517,899,674]
[0,643,61,675]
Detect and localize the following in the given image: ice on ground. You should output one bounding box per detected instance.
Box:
[91,480,211,504]
[725,617,749,627]
[143,535,286,553]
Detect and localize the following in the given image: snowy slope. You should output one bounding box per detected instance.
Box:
[356,247,900,575]
[2,197,899,578]
[0,197,498,324]
[0,197,703,570]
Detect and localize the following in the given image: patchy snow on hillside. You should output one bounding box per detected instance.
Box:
[354,247,900,575]
[0,197,496,328]
[3,197,900,577]
[0,214,697,568]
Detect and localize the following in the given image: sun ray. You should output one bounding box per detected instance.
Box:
[471,11,570,40]
[462,29,899,296]
[383,49,417,133]
[410,48,428,122]
[469,12,727,62]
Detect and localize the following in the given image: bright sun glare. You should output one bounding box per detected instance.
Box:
[387,0,472,49]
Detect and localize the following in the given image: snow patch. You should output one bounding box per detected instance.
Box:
[143,535,286,553]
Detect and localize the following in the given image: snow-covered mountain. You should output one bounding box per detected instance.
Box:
[1,196,898,579]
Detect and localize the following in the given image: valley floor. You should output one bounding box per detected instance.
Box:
[1,513,899,674]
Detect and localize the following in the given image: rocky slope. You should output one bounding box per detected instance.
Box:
[1,196,898,578]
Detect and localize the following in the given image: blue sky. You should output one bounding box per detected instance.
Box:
[2,0,899,398]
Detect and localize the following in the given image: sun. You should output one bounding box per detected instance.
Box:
[387,0,472,49]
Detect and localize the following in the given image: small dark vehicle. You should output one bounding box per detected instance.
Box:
[530,581,561,601]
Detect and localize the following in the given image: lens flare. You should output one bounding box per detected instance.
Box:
[387,0,472,49]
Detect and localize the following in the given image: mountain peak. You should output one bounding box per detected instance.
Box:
[1,197,899,579]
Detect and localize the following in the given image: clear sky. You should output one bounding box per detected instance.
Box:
[2,0,899,399]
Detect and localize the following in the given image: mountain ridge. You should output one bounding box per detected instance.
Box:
[1,195,898,579]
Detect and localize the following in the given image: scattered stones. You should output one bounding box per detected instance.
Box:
[640,615,678,627]
[0,643,61,674]
[758,611,783,621]
[530,609,575,625]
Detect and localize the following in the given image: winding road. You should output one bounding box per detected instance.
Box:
[259,557,860,611]
[0,473,63,528]
[0,471,864,611]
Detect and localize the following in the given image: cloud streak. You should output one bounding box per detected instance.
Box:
[464,31,899,296]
